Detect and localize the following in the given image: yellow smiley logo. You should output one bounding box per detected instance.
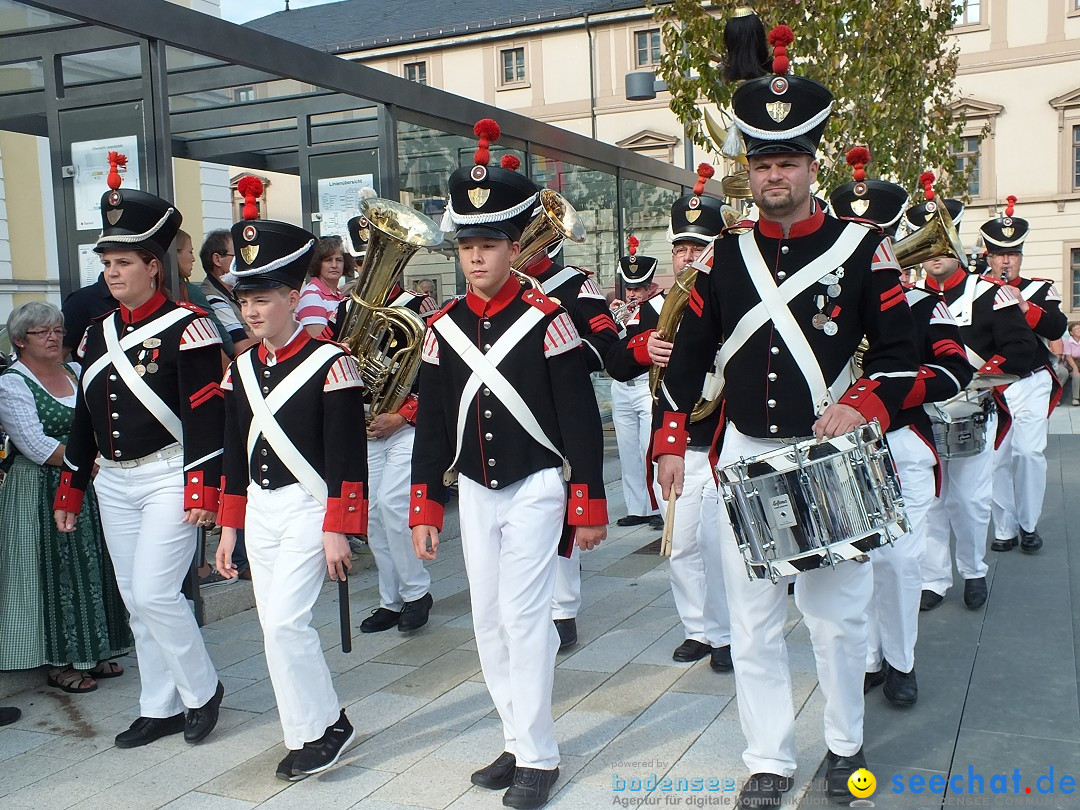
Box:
[848,768,876,798]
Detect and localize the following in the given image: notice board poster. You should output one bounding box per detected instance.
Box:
[317,173,374,243]
[71,135,140,231]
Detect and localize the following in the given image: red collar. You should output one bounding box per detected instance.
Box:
[1007,276,1022,288]
[119,290,167,324]
[259,324,310,364]
[756,200,826,240]
[528,255,554,277]
[466,275,520,318]
[925,269,968,292]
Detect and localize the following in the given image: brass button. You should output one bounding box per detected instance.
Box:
[769,425,778,434]
[771,347,780,355]
[576,490,583,497]
[109,393,117,401]
[262,386,270,394]
[349,492,357,499]
[488,458,496,466]
[484,410,492,418]
[667,436,676,443]
[263,370,271,378]
[348,506,355,512]
[483,388,491,396]
[483,344,491,352]
[112,412,119,419]
[261,478,270,486]
[109,374,117,381]
[489,480,499,488]
[668,421,677,428]
[781,246,790,254]
[111,430,120,438]
[767,399,776,408]
[113,450,121,458]
[414,506,421,513]
[777,271,787,280]
[483,320,491,330]
[191,476,199,484]
[191,494,199,501]
[575,507,584,515]
[261,464,268,472]
[485,433,493,441]
[768,373,777,381]
[415,490,422,497]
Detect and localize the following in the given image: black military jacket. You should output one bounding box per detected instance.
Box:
[56,291,225,514]
[410,276,607,535]
[1009,275,1067,356]
[219,328,368,534]
[530,256,618,372]
[605,292,665,382]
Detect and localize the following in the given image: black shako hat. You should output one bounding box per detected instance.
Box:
[903,171,965,232]
[618,235,658,286]
[828,147,909,237]
[731,25,833,158]
[979,195,1029,254]
[670,163,738,244]
[230,175,316,292]
[94,151,182,265]
[443,119,537,242]
[346,187,377,258]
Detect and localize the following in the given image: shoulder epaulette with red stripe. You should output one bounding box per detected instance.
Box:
[523,288,559,315]
[428,296,460,324]
[177,301,209,316]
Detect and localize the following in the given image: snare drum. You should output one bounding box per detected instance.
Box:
[717,422,908,583]
[925,392,992,459]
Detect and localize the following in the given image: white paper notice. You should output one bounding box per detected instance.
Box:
[71,135,140,231]
[317,174,374,243]
[77,243,102,289]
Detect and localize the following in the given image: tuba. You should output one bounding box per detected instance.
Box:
[510,189,587,289]
[337,197,444,424]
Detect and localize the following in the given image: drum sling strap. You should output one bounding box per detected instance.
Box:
[237,343,341,507]
[540,266,582,295]
[434,310,571,485]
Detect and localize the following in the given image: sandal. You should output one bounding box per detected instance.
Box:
[47,667,98,694]
[90,660,124,679]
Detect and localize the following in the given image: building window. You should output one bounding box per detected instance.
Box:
[500,47,526,85]
[1074,125,1080,191]
[953,135,981,197]
[233,86,255,103]
[1071,248,1080,309]
[404,61,427,85]
[953,0,981,26]
[635,29,662,68]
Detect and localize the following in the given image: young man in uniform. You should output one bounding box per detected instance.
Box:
[410,119,607,810]
[215,193,367,781]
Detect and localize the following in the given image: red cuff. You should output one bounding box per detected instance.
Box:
[323,480,367,534]
[1024,303,1044,329]
[397,394,419,426]
[979,354,1008,374]
[628,329,654,366]
[840,378,891,432]
[184,470,220,512]
[567,483,607,526]
[218,493,248,529]
[652,410,690,460]
[408,483,444,530]
[54,470,84,514]
[901,367,933,408]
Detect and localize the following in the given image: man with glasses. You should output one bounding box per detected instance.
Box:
[199,229,256,357]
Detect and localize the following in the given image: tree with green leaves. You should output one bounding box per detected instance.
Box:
[649,0,983,199]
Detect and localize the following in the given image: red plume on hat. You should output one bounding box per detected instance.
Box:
[106,151,127,191]
[845,146,870,182]
[500,154,521,171]
[237,175,264,221]
[473,118,501,166]
[768,24,795,75]
[1005,194,1017,217]
[919,171,936,201]
[627,235,639,256]
[693,162,715,196]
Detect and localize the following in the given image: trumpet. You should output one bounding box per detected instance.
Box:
[611,300,638,326]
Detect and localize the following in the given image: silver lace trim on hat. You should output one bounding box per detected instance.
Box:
[439,191,539,233]
[231,239,316,276]
[95,207,176,246]
[732,102,834,141]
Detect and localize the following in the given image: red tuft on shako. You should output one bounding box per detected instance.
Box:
[473,118,501,166]
[627,235,639,255]
[768,25,795,74]
[693,162,715,196]
[919,171,936,201]
[1005,194,1017,216]
[106,151,128,191]
[237,175,264,221]
[500,154,521,171]
[845,146,870,182]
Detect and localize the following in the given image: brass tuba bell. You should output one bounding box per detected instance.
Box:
[337,197,444,425]
[892,197,967,269]
[510,189,587,288]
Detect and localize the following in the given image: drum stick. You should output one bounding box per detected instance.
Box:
[659,489,677,557]
[338,573,352,654]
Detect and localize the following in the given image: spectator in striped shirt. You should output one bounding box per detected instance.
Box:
[298,236,356,340]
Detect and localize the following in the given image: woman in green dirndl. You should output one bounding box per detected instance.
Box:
[0,301,132,692]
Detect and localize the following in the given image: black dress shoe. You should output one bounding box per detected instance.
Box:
[825,748,867,803]
[864,667,886,693]
[472,751,517,789]
[398,593,433,633]
[964,577,987,610]
[672,639,712,662]
[185,681,224,743]
[0,706,20,727]
[115,713,185,748]
[737,773,793,808]
[710,645,733,672]
[991,536,1017,552]
[1020,528,1043,553]
[883,665,918,706]
[502,766,559,809]
[554,618,578,650]
[276,748,306,782]
[919,590,944,611]
[360,607,401,633]
[649,515,664,530]
[616,514,650,527]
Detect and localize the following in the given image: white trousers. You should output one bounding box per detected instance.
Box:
[991,369,1052,538]
[458,467,563,770]
[869,427,935,674]
[922,412,996,595]
[718,424,872,777]
[94,458,218,718]
[368,427,431,610]
[245,483,340,750]
[551,545,581,620]
[653,447,730,646]
[611,378,658,517]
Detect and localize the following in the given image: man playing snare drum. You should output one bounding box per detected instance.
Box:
[655,27,919,808]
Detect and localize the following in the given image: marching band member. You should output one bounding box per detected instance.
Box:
[655,29,920,806]
[981,199,1066,553]
[625,164,733,670]
[517,178,618,650]
[215,192,367,781]
[53,162,225,749]
[911,180,1040,612]
[605,238,664,531]
[831,155,972,707]
[411,119,607,810]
